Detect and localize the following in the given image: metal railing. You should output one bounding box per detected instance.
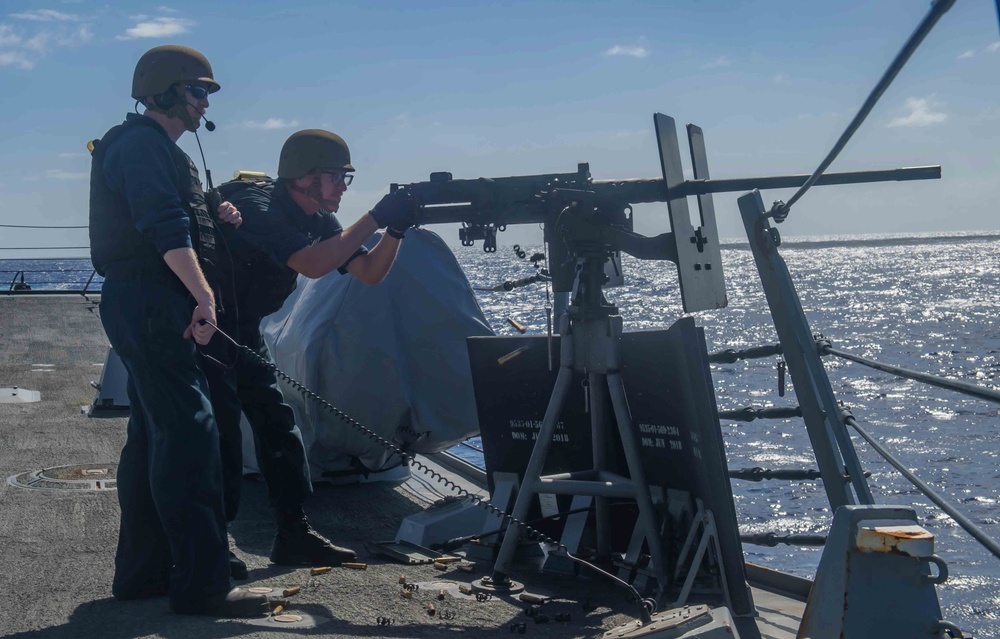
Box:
[0,267,101,295]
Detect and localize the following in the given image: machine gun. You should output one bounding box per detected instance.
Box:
[390,113,940,313]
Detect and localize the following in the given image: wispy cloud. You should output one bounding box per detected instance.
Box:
[604,38,650,59]
[0,50,33,69]
[0,18,92,70]
[242,118,300,130]
[9,9,83,22]
[0,24,20,47]
[888,96,947,128]
[987,42,1000,53]
[45,169,87,180]
[58,152,87,158]
[957,50,974,60]
[701,56,731,70]
[391,112,412,129]
[116,16,193,40]
[772,73,786,84]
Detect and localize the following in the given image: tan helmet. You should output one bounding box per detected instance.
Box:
[131,45,220,100]
[278,129,354,179]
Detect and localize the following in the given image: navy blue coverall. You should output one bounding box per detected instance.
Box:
[89,113,231,611]
[203,179,366,520]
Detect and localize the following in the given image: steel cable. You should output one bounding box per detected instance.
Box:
[772,0,957,221]
[843,410,1000,563]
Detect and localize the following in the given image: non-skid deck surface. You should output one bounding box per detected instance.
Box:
[0,295,803,638]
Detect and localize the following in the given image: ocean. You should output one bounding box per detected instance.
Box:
[4,230,1000,635]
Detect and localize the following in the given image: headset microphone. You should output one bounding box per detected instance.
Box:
[201,112,216,132]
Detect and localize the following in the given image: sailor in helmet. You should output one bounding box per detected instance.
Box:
[206,130,415,575]
[89,44,267,618]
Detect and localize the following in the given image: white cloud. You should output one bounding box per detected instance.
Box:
[987,42,1000,53]
[45,169,88,180]
[9,9,82,22]
[58,152,88,158]
[888,97,947,128]
[0,19,93,70]
[0,50,33,69]
[58,26,92,47]
[604,44,649,59]
[701,56,731,69]
[0,24,22,47]
[242,118,300,130]
[957,50,974,60]
[116,16,193,40]
[772,73,786,84]
[392,112,411,129]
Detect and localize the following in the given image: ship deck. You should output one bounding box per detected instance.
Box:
[0,294,804,638]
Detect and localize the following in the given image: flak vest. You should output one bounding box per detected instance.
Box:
[90,116,238,362]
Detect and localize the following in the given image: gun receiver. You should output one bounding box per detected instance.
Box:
[390,113,940,313]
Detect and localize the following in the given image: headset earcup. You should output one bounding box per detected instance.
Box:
[154,87,178,109]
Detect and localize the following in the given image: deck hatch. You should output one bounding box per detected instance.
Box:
[7,463,118,492]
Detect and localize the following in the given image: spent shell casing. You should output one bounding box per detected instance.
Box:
[310,566,332,575]
[343,562,367,570]
[283,587,300,597]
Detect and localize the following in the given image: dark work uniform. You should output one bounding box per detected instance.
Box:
[89,113,232,611]
[205,179,366,520]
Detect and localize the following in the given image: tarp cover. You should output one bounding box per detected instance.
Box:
[258,228,494,480]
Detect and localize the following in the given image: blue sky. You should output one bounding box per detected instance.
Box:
[0,0,997,259]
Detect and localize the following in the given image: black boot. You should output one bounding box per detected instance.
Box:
[229,550,248,580]
[270,505,357,566]
[171,587,269,618]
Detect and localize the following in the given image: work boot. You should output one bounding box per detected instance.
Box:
[229,550,248,580]
[270,505,357,566]
[171,587,269,618]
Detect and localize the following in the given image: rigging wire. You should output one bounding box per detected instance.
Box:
[0,246,89,250]
[0,224,88,229]
[771,0,957,222]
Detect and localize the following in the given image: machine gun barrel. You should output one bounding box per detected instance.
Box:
[594,165,941,201]
[398,165,940,227]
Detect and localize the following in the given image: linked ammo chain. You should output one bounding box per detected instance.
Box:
[203,320,649,608]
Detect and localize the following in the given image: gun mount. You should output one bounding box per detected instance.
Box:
[390,113,940,313]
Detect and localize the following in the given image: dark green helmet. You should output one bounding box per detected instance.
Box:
[131,45,220,100]
[278,129,354,179]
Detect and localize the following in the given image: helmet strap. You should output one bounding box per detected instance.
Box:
[288,172,336,212]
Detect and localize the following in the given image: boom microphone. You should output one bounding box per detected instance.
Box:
[202,113,216,132]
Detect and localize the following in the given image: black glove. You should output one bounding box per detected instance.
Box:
[387,210,417,239]
[370,190,415,229]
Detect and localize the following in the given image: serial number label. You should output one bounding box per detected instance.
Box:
[638,423,680,437]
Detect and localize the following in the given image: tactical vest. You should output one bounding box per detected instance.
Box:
[90,116,238,361]
[219,179,302,322]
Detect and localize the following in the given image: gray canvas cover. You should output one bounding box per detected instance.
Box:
[258,228,494,480]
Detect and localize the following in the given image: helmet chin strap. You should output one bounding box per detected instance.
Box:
[288,176,338,212]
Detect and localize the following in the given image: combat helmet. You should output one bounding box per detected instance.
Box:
[131,45,220,100]
[278,130,354,179]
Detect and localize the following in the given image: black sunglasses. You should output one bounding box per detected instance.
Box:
[319,170,354,186]
[185,84,210,100]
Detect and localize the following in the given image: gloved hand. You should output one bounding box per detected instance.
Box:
[387,210,418,239]
[369,190,415,229]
